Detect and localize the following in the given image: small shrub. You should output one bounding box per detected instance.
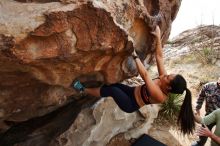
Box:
[192,46,217,65]
[158,93,183,123]
[189,25,218,65]
[200,47,212,64]
[203,47,212,56]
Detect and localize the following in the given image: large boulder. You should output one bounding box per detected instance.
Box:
[0,0,181,145]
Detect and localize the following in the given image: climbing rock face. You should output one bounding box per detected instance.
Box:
[53,98,160,146]
[0,0,181,145]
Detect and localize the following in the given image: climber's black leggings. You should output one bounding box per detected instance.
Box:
[100,83,139,113]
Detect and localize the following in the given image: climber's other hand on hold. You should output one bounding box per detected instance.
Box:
[151,25,161,39]
[132,49,139,60]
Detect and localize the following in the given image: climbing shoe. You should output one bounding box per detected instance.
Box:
[72,80,85,92]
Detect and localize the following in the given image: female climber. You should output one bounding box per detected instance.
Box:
[71,25,195,135]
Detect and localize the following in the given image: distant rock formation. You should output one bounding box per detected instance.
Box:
[0,0,181,145]
[164,25,220,64]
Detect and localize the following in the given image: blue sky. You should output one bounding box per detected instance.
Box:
[170,0,220,38]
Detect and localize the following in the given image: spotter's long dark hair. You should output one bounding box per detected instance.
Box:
[170,74,195,135]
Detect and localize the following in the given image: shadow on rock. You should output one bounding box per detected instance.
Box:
[0,95,99,146]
